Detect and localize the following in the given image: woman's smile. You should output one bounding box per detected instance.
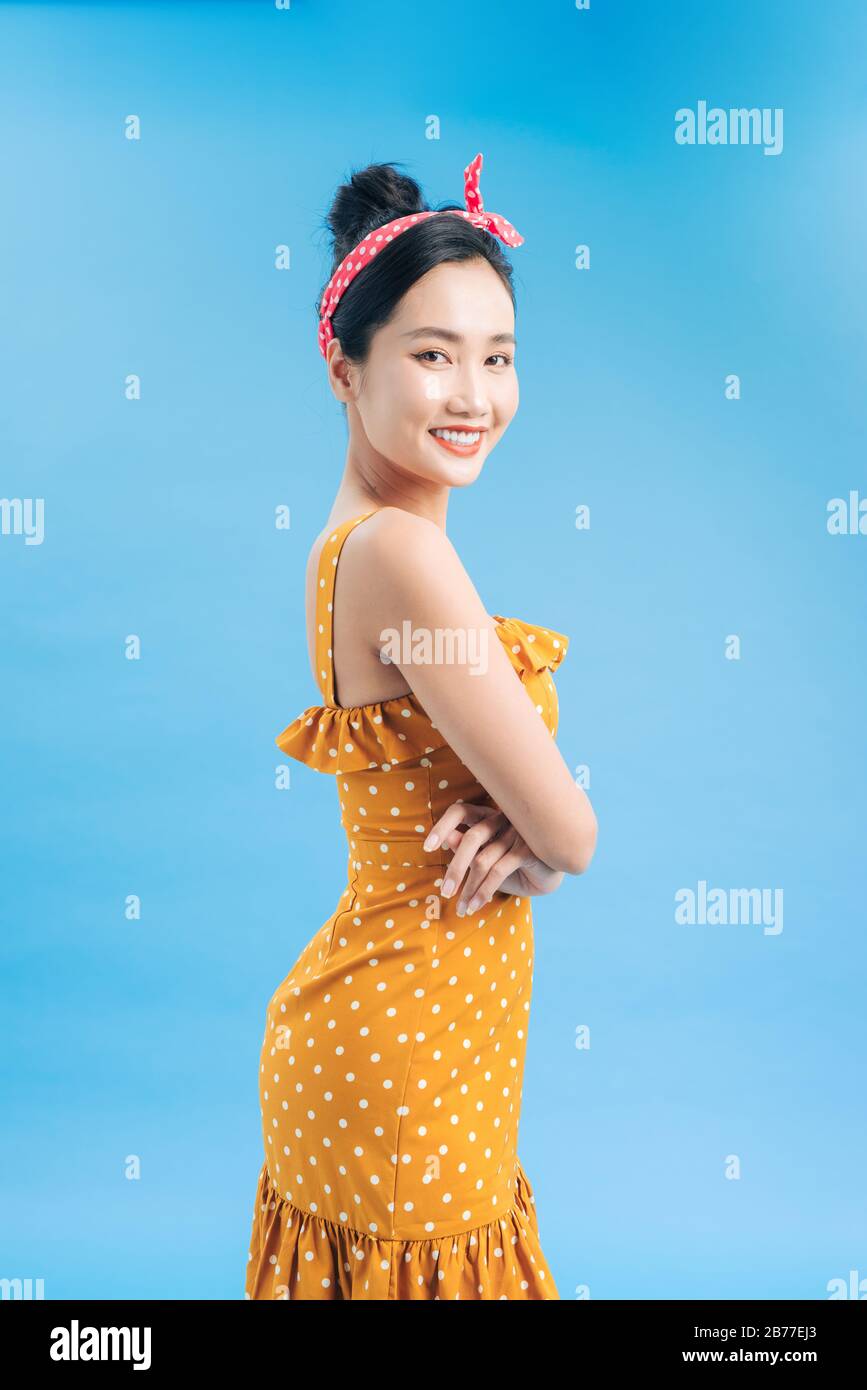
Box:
[428,426,486,457]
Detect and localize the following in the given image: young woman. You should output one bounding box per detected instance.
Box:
[245,153,597,1301]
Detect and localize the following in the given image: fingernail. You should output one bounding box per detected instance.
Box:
[467,897,480,914]
[456,900,466,916]
[423,833,438,851]
[441,879,453,896]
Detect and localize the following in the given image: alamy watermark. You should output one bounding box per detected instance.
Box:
[675,879,783,935]
[1,497,44,544]
[675,101,783,156]
[377,623,490,676]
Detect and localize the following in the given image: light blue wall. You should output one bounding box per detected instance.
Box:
[1,0,864,1299]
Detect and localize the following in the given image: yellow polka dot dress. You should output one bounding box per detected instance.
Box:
[246,510,569,1300]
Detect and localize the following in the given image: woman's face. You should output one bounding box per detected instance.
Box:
[333,258,519,487]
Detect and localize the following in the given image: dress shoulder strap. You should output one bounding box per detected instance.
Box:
[314,509,380,706]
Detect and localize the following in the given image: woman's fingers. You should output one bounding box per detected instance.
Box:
[422,799,527,912]
[423,800,493,853]
[460,848,525,915]
[421,798,557,916]
[436,809,506,901]
[450,828,509,907]
[455,831,521,913]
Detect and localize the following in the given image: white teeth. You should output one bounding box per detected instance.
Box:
[431,429,481,444]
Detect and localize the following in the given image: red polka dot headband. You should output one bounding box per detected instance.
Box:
[317,151,525,358]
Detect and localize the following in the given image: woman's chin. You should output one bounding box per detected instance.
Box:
[423,437,489,478]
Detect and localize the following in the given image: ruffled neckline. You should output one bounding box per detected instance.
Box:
[274,614,569,774]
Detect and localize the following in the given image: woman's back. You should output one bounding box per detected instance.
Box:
[304,507,416,709]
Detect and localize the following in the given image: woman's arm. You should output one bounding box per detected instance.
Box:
[360,509,598,877]
[498,863,565,899]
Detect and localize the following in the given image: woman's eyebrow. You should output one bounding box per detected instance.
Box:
[401,326,517,346]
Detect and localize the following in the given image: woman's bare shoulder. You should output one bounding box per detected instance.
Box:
[345,508,461,618]
[308,505,446,571]
[320,508,459,677]
[349,504,455,566]
[364,504,450,541]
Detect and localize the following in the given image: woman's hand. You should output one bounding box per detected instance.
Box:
[422,800,565,915]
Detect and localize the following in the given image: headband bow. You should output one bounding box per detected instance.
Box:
[317,152,524,359]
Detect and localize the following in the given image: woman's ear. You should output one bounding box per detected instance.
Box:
[326,338,355,403]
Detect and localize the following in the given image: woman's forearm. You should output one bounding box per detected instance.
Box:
[498,864,565,898]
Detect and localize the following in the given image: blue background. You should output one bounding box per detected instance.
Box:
[1,0,865,1300]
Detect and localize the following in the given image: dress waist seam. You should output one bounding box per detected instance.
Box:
[261,1161,522,1245]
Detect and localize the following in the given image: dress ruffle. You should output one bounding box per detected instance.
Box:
[274,616,569,774]
[245,1160,560,1301]
[274,693,447,774]
[491,615,569,678]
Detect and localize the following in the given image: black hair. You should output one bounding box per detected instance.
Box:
[315,160,518,381]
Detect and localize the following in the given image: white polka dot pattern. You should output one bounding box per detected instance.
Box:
[247,511,570,1300]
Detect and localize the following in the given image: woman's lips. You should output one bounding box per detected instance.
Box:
[428,429,485,457]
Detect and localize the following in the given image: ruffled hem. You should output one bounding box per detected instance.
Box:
[244,1161,560,1301]
[274,615,570,774]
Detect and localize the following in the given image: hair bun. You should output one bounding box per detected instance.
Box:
[325,162,427,265]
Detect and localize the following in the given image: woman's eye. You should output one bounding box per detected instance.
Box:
[413,350,513,367]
